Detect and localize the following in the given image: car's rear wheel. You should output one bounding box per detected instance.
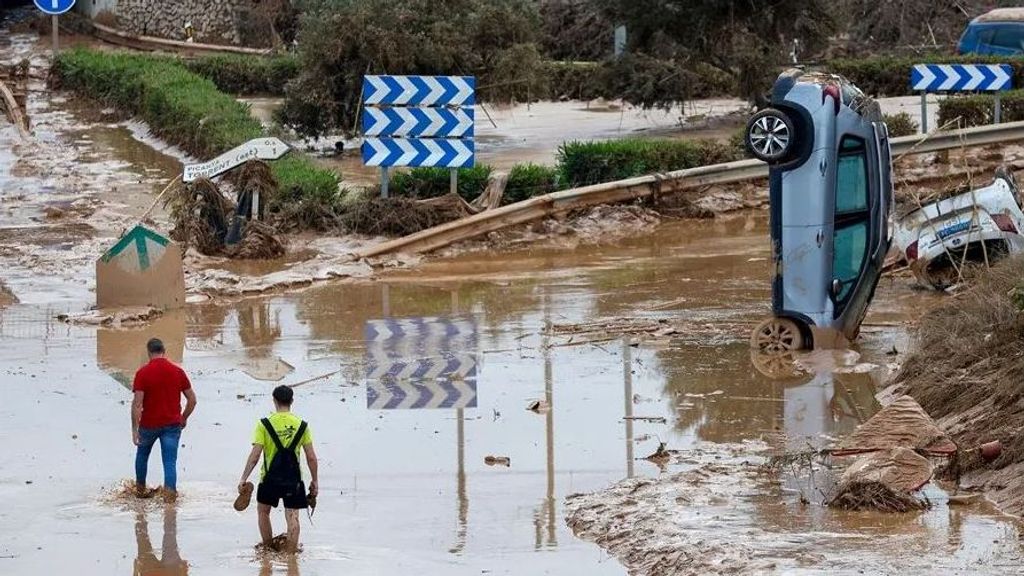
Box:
[745,109,794,163]
[750,317,804,353]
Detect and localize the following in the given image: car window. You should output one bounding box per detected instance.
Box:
[990,23,1024,51]
[836,137,868,214]
[833,222,868,301]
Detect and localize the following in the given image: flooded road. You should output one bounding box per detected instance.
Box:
[4,212,1022,575]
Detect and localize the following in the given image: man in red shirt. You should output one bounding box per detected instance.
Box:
[132,338,197,499]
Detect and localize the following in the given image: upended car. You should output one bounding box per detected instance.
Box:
[746,69,893,354]
[894,167,1024,290]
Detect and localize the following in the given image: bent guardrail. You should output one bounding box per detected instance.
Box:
[356,120,1024,259]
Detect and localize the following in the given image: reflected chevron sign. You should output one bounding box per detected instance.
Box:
[364,316,478,410]
[362,107,474,138]
[362,75,475,107]
[367,380,477,410]
[362,138,474,168]
[911,64,1012,92]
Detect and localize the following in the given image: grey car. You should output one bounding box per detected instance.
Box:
[746,69,893,353]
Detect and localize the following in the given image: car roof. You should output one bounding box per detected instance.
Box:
[974,8,1024,24]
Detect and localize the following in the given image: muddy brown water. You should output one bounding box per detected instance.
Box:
[3,210,1022,575]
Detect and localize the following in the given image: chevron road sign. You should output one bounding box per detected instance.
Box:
[361,75,476,191]
[363,75,475,107]
[367,380,477,410]
[362,138,474,168]
[910,64,1014,132]
[364,316,478,409]
[362,107,474,138]
[911,64,1013,92]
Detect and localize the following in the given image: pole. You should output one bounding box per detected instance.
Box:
[920,92,928,134]
[252,190,260,221]
[623,337,634,479]
[995,94,1002,125]
[52,15,58,55]
[450,168,457,197]
[380,167,389,199]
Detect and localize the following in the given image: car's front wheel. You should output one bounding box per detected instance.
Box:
[745,109,794,164]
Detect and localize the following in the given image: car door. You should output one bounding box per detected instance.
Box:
[830,136,873,330]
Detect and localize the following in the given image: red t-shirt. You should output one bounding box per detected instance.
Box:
[133,358,191,429]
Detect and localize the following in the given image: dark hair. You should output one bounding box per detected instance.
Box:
[272,385,294,406]
[147,338,165,355]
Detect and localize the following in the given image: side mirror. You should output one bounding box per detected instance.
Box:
[831,279,842,298]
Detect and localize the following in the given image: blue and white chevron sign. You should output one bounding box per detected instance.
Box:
[911,64,1013,92]
[363,75,475,107]
[362,137,474,168]
[367,380,477,410]
[362,107,474,138]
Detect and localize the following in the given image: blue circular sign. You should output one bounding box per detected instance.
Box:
[34,0,76,16]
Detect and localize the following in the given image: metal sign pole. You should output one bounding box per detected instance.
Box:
[52,15,58,54]
[450,168,457,197]
[380,167,389,199]
[920,92,928,134]
[995,94,1002,124]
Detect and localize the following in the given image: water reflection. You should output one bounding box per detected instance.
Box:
[257,555,299,576]
[98,310,186,389]
[134,505,188,576]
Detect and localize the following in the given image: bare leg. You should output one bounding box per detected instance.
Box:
[257,504,273,547]
[284,508,300,553]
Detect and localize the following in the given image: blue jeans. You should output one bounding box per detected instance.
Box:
[135,425,182,491]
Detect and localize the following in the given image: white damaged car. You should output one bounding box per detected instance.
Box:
[895,167,1024,289]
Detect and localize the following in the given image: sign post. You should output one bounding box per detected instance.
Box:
[33,0,76,54]
[911,63,1013,133]
[361,75,476,198]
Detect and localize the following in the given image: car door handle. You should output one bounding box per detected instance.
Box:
[817,229,824,247]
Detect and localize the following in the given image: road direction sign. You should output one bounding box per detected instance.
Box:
[911,64,1013,92]
[96,225,185,310]
[363,75,475,107]
[183,137,290,182]
[34,0,75,15]
[362,137,474,168]
[362,107,474,138]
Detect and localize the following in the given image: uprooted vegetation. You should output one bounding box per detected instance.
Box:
[50,48,340,230]
[893,256,1024,516]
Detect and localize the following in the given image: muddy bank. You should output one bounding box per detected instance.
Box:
[891,256,1024,518]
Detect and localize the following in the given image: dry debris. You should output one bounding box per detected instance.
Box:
[894,255,1024,516]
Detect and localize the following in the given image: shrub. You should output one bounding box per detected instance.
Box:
[52,48,339,229]
[556,138,739,187]
[504,163,560,204]
[883,112,918,137]
[389,166,493,202]
[184,54,300,95]
[937,90,1024,128]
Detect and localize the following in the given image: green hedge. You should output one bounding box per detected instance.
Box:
[390,166,494,202]
[52,48,338,219]
[938,90,1024,127]
[883,112,918,137]
[505,163,560,204]
[830,55,1024,97]
[184,54,300,96]
[557,138,739,187]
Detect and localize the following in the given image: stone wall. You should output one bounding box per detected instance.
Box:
[116,0,249,44]
[75,0,285,47]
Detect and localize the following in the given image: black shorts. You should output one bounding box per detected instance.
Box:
[257,481,308,509]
